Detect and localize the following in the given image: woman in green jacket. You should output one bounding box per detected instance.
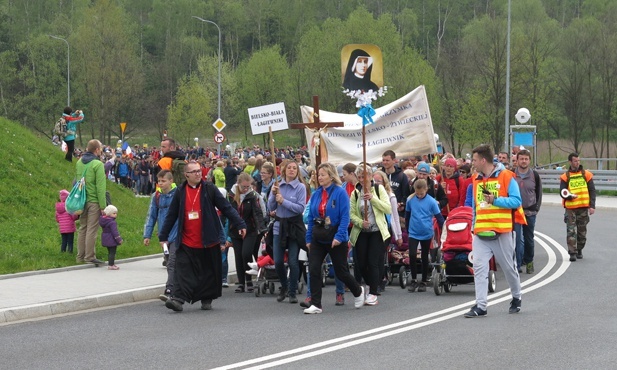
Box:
[350,165,391,307]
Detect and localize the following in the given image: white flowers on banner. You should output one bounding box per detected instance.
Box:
[342,87,388,107]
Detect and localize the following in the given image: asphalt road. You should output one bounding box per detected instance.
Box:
[1,205,614,370]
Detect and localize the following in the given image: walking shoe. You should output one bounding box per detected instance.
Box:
[576,252,583,259]
[222,282,229,288]
[300,297,311,308]
[408,280,419,293]
[335,293,345,306]
[246,282,254,293]
[509,298,522,314]
[235,285,245,293]
[245,269,259,276]
[165,299,183,312]
[418,282,427,292]
[569,254,577,262]
[303,305,323,314]
[365,294,378,306]
[247,262,258,270]
[201,299,212,310]
[354,286,365,309]
[526,262,535,274]
[159,289,172,302]
[107,265,119,270]
[289,295,298,304]
[277,287,288,302]
[463,305,487,318]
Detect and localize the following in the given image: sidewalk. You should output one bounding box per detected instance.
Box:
[1,194,614,324]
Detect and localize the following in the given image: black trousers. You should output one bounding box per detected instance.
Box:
[105,246,117,266]
[65,140,75,162]
[232,235,258,286]
[309,240,361,309]
[61,232,74,252]
[353,231,385,295]
[408,237,431,282]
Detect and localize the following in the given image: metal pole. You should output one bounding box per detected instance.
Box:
[504,0,511,154]
[192,16,221,119]
[49,35,70,107]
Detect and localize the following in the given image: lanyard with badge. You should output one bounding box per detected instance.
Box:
[188,185,200,220]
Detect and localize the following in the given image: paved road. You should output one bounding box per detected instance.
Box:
[0,204,614,369]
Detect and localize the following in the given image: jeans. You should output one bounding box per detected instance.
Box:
[221,247,229,283]
[514,214,536,268]
[273,234,300,296]
[165,241,178,292]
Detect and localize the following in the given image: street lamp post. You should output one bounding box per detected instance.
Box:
[504,0,512,154]
[192,16,221,120]
[49,35,70,107]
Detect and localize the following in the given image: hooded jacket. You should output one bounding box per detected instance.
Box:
[56,189,78,233]
[63,112,84,142]
[75,152,106,210]
[143,185,178,242]
[99,215,123,247]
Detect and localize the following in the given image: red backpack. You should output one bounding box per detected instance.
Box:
[442,206,473,252]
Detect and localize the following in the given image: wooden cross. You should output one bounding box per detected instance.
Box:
[289,96,345,167]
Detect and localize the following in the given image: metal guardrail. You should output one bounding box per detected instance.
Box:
[537,169,617,192]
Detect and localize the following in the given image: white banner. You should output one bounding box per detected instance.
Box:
[300,85,436,165]
[248,102,289,135]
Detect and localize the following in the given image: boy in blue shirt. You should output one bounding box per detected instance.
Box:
[405,179,444,292]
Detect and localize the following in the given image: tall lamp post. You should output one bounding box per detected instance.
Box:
[192,16,221,120]
[504,0,512,154]
[49,35,70,107]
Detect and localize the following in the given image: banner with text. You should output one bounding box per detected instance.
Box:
[248,102,289,135]
[300,85,436,165]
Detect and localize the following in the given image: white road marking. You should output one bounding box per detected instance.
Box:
[214,232,569,370]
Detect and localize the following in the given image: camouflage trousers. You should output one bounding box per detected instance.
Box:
[565,208,590,255]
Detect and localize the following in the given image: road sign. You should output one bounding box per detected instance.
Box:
[213,132,226,144]
[212,118,227,132]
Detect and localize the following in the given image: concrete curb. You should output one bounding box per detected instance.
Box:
[0,285,163,324]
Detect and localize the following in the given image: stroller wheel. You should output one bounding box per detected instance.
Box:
[298,281,304,294]
[255,286,261,297]
[444,280,452,293]
[386,267,393,285]
[432,268,443,295]
[399,266,407,289]
[488,270,496,292]
[269,282,276,295]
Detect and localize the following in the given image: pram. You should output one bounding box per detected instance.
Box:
[253,237,305,297]
[431,206,496,295]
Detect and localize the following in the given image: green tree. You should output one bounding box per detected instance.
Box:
[167,75,214,147]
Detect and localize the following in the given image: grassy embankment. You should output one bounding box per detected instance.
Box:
[0,118,158,274]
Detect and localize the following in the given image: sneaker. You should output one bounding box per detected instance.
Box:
[418,282,427,292]
[165,299,183,312]
[365,294,378,306]
[247,262,258,270]
[201,299,212,310]
[107,265,119,270]
[277,287,288,302]
[408,280,419,293]
[245,269,259,276]
[300,297,311,308]
[509,297,522,314]
[159,289,172,302]
[289,295,298,304]
[526,262,534,274]
[576,252,583,259]
[463,305,487,318]
[569,254,576,262]
[335,293,345,306]
[303,305,323,314]
[354,286,365,309]
[235,285,245,293]
[222,282,229,288]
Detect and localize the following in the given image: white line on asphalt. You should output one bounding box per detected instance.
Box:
[213,232,569,370]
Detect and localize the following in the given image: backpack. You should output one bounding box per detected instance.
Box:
[171,158,187,185]
[53,117,68,138]
[442,206,473,252]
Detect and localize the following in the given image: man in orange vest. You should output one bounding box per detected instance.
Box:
[559,153,596,262]
[464,144,523,318]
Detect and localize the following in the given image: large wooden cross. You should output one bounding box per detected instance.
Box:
[289,96,345,167]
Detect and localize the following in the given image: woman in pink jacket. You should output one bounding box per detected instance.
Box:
[56,189,79,253]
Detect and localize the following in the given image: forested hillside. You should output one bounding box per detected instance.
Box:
[1,0,615,158]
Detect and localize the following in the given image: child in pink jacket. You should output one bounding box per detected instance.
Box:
[55,189,79,253]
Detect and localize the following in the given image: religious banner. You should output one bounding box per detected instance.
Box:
[248,102,289,135]
[300,85,436,165]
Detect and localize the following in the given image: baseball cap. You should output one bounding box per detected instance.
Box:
[417,162,430,174]
[337,164,344,178]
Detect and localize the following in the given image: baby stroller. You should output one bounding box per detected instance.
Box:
[254,229,305,297]
[392,219,442,289]
[431,206,496,295]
